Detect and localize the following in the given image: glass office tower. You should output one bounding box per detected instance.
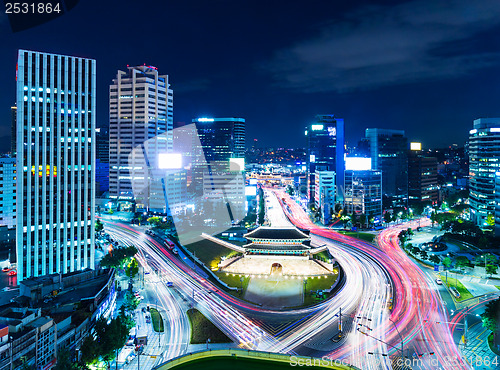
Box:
[16,50,96,280]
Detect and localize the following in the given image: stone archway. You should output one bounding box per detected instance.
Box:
[270,263,283,275]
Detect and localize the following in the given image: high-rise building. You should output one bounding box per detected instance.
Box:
[306,115,345,204]
[408,146,438,205]
[191,117,245,193]
[0,158,16,229]
[109,65,173,207]
[96,127,109,163]
[344,169,382,218]
[191,118,246,222]
[10,105,17,156]
[16,50,96,281]
[193,117,245,164]
[495,172,500,236]
[314,171,335,224]
[365,128,408,201]
[95,128,109,195]
[469,118,500,227]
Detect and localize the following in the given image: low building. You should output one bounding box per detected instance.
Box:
[495,172,500,237]
[314,171,335,224]
[0,306,56,370]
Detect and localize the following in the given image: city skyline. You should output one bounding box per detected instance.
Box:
[2,0,500,148]
[0,3,499,370]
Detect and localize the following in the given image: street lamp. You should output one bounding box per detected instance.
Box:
[388,318,404,358]
[482,255,487,279]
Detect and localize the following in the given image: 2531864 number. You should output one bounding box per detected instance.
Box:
[5,2,61,14]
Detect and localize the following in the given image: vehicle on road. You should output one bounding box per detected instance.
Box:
[435,278,442,285]
[172,248,178,254]
[166,282,173,287]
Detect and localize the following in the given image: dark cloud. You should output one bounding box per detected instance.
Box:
[262,0,500,92]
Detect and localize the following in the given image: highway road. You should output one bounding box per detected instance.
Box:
[275,188,471,369]
[101,187,473,369]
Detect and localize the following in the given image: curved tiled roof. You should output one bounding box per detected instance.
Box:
[244,226,310,240]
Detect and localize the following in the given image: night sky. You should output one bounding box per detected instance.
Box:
[2,0,500,149]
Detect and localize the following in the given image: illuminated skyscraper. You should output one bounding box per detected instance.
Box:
[305,115,345,204]
[365,128,408,202]
[109,65,173,209]
[469,118,500,227]
[16,50,96,280]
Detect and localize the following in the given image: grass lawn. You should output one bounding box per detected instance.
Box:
[150,308,164,332]
[187,309,231,344]
[215,272,250,294]
[303,269,340,306]
[488,333,500,356]
[183,239,243,271]
[336,230,375,243]
[496,286,500,291]
[439,274,474,301]
[171,357,330,370]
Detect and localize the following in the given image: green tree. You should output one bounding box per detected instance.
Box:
[100,246,138,269]
[398,230,408,244]
[410,246,419,255]
[430,212,437,226]
[429,255,440,264]
[125,258,139,279]
[442,257,452,269]
[124,291,140,311]
[486,264,498,276]
[419,250,428,260]
[481,297,500,332]
[359,214,367,228]
[93,316,131,368]
[351,213,358,226]
[80,335,99,366]
[95,219,104,234]
[384,212,392,224]
[455,256,470,270]
[54,348,82,370]
[407,228,414,239]
[486,213,495,227]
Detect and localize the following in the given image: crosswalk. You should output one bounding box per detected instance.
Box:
[461,322,500,370]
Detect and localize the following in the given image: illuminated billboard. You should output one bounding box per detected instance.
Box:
[410,142,422,151]
[245,186,257,196]
[158,153,182,169]
[345,157,371,171]
[229,158,245,171]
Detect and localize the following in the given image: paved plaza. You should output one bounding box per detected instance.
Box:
[245,276,303,308]
[221,255,332,276]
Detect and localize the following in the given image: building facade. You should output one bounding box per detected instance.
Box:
[0,158,16,229]
[469,118,500,227]
[306,115,345,204]
[344,169,383,218]
[193,118,245,164]
[365,128,408,202]
[109,66,173,207]
[10,106,16,156]
[16,50,96,281]
[495,172,500,237]
[314,171,335,224]
[408,151,438,204]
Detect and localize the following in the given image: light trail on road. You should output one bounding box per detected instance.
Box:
[275,189,470,369]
